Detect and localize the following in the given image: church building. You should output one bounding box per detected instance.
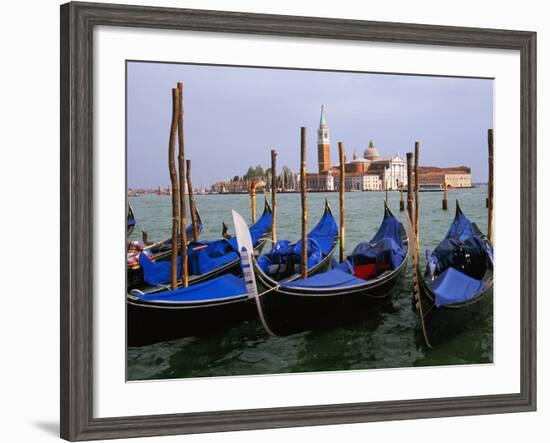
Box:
[306,106,407,191]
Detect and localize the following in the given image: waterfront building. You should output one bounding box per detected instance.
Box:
[306,107,406,191]
[306,170,334,191]
[419,166,472,188]
[342,173,382,191]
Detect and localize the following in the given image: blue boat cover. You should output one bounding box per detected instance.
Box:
[350,237,405,270]
[134,273,247,303]
[281,212,405,290]
[370,212,404,249]
[444,211,477,242]
[140,208,272,285]
[346,213,405,270]
[428,267,485,307]
[257,209,338,273]
[426,205,491,306]
[281,269,366,289]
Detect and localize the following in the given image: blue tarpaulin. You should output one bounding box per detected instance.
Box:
[140,206,272,285]
[282,211,405,290]
[428,267,485,307]
[425,204,491,307]
[445,211,477,241]
[257,208,337,273]
[135,273,247,303]
[281,269,366,289]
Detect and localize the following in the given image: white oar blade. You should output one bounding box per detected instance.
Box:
[232,210,257,300]
[232,209,253,255]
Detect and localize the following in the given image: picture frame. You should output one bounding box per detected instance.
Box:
[60,1,536,441]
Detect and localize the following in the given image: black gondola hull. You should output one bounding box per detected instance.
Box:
[417,276,493,346]
[257,257,407,336]
[127,297,257,347]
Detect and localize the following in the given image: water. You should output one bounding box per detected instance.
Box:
[127,187,493,380]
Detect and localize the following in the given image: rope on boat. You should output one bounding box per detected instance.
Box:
[256,284,280,298]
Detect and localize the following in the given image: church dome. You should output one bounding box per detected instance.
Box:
[364,140,380,160]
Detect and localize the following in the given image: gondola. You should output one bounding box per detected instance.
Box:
[127,203,338,346]
[127,204,136,236]
[235,202,409,336]
[129,199,273,293]
[127,207,204,289]
[412,201,493,347]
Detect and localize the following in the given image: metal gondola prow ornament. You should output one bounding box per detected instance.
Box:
[232,209,276,336]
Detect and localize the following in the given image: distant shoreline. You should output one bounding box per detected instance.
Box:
[128,185,485,197]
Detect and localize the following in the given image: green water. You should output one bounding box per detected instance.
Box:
[127,188,493,380]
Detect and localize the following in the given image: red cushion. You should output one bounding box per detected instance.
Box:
[354,263,378,279]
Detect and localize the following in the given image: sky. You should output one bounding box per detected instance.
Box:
[127,61,493,189]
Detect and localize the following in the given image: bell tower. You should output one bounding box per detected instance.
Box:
[317,105,331,173]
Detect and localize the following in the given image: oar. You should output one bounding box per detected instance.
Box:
[142,236,170,251]
[232,209,275,336]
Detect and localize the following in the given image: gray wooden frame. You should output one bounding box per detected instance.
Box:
[60,1,536,441]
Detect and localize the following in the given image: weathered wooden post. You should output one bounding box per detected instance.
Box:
[406,152,414,220]
[442,177,448,210]
[300,127,308,279]
[399,183,405,211]
[338,142,345,263]
[186,159,199,241]
[168,88,180,290]
[177,82,189,288]
[488,128,494,242]
[414,142,420,243]
[271,149,277,245]
[250,180,257,224]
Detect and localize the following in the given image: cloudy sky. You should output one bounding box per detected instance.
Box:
[127,61,493,189]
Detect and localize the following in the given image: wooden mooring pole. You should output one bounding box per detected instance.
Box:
[250,180,257,224]
[177,82,189,288]
[300,127,308,279]
[414,142,420,242]
[399,183,405,211]
[271,149,277,245]
[488,129,494,242]
[168,88,180,290]
[186,159,199,241]
[338,142,345,263]
[442,177,448,210]
[406,152,414,221]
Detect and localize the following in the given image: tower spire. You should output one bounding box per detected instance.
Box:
[317,105,331,173]
[320,105,327,126]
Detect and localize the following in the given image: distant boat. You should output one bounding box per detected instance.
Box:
[413,201,494,347]
[419,183,444,192]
